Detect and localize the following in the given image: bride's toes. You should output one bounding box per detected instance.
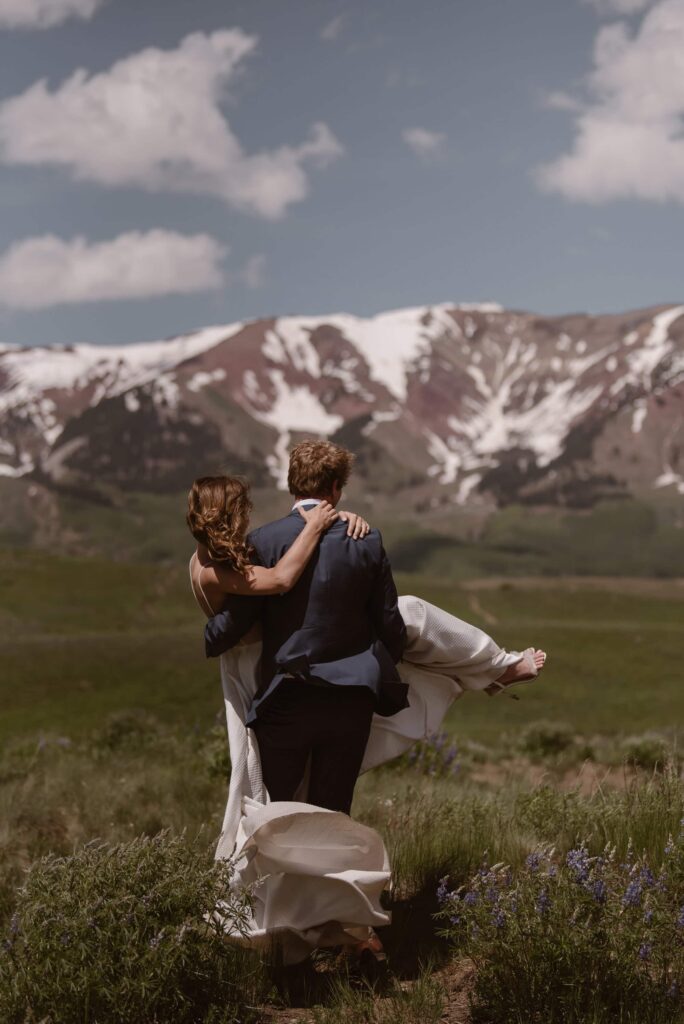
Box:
[534,650,547,671]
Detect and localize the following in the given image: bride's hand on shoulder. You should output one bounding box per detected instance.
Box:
[297,501,338,533]
[338,510,371,540]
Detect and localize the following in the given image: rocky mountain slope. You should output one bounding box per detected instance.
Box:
[1,302,683,513]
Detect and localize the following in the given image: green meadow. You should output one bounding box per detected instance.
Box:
[2,545,684,1022]
[1,546,682,746]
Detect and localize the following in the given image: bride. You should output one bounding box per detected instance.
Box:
[187,473,545,963]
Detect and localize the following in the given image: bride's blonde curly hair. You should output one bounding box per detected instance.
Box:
[186,475,254,573]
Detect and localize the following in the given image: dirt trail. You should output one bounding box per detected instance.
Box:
[259,958,475,1023]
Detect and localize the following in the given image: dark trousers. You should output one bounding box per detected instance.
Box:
[250,679,376,814]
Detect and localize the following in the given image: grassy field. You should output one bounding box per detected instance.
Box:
[2,546,682,747]
[2,548,684,1021]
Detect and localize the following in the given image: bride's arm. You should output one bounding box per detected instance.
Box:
[203,501,338,597]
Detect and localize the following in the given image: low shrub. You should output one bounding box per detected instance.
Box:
[517,720,577,759]
[0,830,267,1024]
[437,825,684,1023]
[622,733,672,772]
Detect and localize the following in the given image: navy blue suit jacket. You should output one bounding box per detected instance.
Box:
[204,509,409,721]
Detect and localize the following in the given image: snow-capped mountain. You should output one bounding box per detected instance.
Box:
[1,301,683,509]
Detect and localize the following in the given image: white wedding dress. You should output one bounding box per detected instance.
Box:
[194,577,521,963]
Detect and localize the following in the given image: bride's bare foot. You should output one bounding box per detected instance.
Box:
[484,647,546,698]
[496,647,546,686]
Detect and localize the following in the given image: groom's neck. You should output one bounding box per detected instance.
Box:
[294,492,332,504]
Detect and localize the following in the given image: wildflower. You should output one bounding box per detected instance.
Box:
[464,891,478,906]
[588,878,607,903]
[149,930,164,949]
[676,907,684,929]
[449,914,462,926]
[639,866,656,888]
[665,836,675,856]
[644,909,654,925]
[492,908,506,929]
[638,943,652,962]
[485,886,499,904]
[535,889,551,916]
[9,915,19,937]
[623,881,642,908]
[526,852,542,873]
[436,877,451,905]
[566,847,590,882]
[547,864,558,878]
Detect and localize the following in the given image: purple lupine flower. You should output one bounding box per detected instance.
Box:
[665,836,675,856]
[535,889,551,916]
[485,887,499,904]
[639,866,656,888]
[492,908,506,929]
[589,878,607,903]
[449,914,462,926]
[464,891,478,906]
[623,881,642,908]
[644,909,654,925]
[526,852,542,873]
[639,943,652,962]
[547,864,558,878]
[436,877,451,905]
[566,848,590,882]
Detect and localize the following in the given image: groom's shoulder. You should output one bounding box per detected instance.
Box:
[248,513,299,548]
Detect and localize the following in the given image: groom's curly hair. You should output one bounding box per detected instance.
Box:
[288,440,355,497]
[186,475,254,573]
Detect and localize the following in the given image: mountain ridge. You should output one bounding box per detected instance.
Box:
[1,300,683,515]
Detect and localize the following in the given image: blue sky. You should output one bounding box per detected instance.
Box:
[0,0,682,346]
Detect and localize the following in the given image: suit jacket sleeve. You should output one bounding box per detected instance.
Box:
[203,530,266,658]
[368,532,407,663]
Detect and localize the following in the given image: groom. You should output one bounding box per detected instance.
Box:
[204,439,408,814]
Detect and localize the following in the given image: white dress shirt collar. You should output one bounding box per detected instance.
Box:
[292,498,323,510]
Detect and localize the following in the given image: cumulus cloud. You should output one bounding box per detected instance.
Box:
[582,0,655,15]
[402,127,447,160]
[0,230,226,309]
[536,0,684,204]
[0,29,343,219]
[0,0,102,29]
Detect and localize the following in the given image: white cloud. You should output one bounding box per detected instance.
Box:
[321,14,345,40]
[240,254,266,289]
[0,230,226,309]
[536,0,684,204]
[582,0,655,15]
[0,0,102,29]
[402,126,447,160]
[0,29,343,219]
